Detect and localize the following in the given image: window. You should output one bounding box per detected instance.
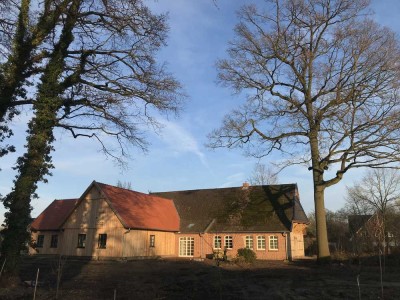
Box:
[224,236,233,249]
[214,236,222,249]
[98,234,107,249]
[269,236,278,250]
[245,236,253,249]
[37,235,44,248]
[257,236,266,250]
[77,234,86,248]
[50,235,58,248]
[179,237,194,257]
[149,235,155,247]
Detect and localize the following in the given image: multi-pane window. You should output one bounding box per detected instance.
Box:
[50,235,58,248]
[224,236,233,249]
[98,234,107,249]
[257,236,266,250]
[179,237,194,257]
[149,235,155,247]
[214,236,222,249]
[269,236,278,250]
[77,234,86,248]
[37,235,44,248]
[245,236,253,250]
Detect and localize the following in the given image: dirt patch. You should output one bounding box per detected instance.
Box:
[0,256,399,299]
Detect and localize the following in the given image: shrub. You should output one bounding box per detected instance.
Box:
[237,248,256,263]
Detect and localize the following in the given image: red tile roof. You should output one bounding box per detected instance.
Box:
[96,183,180,232]
[31,199,78,231]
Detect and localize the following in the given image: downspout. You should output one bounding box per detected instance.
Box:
[199,233,203,259]
[283,233,288,261]
[285,232,290,261]
[289,221,294,261]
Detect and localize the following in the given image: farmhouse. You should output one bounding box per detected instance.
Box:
[30,181,309,260]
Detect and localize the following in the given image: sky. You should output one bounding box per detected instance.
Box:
[0,0,399,223]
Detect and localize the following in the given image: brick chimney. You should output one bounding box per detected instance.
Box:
[242,182,250,189]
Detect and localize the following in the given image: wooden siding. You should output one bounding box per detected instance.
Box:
[30,230,61,255]
[123,230,175,257]
[46,186,177,258]
[290,223,307,258]
[61,186,126,257]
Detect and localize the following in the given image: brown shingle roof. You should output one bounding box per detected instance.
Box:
[31,199,78,231]
[96,182,180,232]
[153,184,308,233]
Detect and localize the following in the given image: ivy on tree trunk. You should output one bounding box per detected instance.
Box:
[1,0,80,274]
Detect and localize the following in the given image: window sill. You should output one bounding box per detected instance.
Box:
[268,249,279,251]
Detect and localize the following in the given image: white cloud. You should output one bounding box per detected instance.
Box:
[219,172,245,188]
[158,120,209,168]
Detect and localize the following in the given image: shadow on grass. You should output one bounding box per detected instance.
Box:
[9,256,400,300]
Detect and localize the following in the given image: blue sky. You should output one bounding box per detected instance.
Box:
[0,0,399,223]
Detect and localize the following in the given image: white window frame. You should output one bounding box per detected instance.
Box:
[245,235,253,250]
[179,237,194,257]
[269,235,278,251]
[257,236,266,250]
[214,235,222,249]
[224,236,233,249]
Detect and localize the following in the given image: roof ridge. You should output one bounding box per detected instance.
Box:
[151,183,297,194]
[97,181,149,195]
[97,181,174,202]
[54,198,79,201]
[95,181,136,192]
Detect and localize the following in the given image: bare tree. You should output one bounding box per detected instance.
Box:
[1,0,182,161]
[0,0,183,274]
[248,163,278,185]
[346,169,400,253]
[117,180,133,190]
[347,169,400,216]
[209,0,400,260]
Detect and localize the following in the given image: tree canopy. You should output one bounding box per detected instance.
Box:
[210,0,400,259]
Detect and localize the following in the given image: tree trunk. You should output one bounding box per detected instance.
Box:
[309,128,331,261]
[314,185,330,261]
[0,188,32,273]
[0,0,80,274]
[1,89,61,274]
